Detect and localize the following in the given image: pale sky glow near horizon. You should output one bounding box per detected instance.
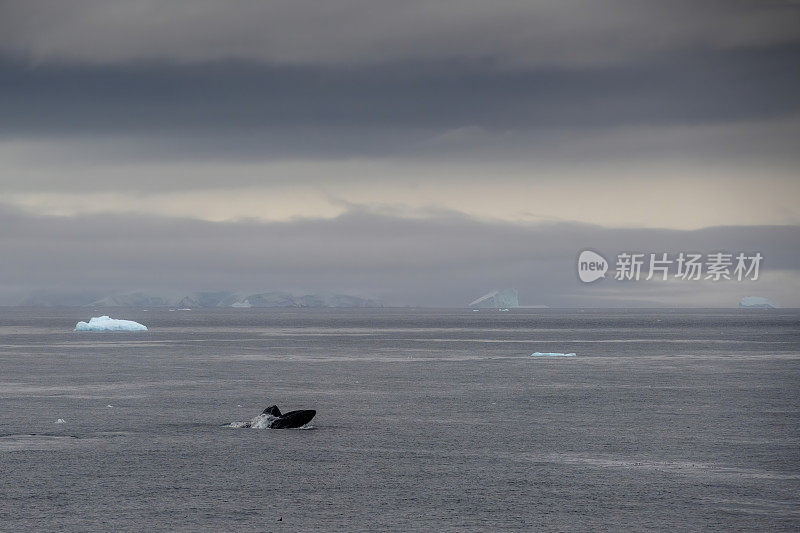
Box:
[1,0,799,306]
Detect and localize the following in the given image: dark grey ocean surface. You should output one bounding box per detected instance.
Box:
[0,308,798,531]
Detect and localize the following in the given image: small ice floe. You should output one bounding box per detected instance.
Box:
[54,418,66,424]
[530,352,577,357]
[739,296,779,309]
[74,316,147,332]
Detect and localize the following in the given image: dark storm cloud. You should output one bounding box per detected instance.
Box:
[1,1,799,197]
[2,46,799,141]
[2,0,799,66]
[1,204,797,307]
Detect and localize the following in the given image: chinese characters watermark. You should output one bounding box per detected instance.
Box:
[578,251,762,283]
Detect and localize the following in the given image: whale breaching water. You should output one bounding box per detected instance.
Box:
[228,405,316,429]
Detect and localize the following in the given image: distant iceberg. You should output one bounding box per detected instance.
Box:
[243,292,382,308]
[531,352,576,357]
[20,289,382,308]
[469,288,519,309]
[91,291,172,307]
[74,316,147,332]
[739,296,779,309]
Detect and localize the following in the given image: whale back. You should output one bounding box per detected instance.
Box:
[269,409,316,429]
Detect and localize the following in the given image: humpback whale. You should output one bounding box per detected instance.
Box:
[235,405,316,429]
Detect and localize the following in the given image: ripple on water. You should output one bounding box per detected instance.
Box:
[0,434,103,452]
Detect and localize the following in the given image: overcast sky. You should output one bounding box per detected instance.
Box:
[1,0,798,306]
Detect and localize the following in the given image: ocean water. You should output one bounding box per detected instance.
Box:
[0,307,798,531]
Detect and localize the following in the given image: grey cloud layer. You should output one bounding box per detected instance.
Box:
[1,43,798,195]
[1,1,798,305]
[2,3,798,195]
[2,0,799,66]
[3,47,799,136]
[1,205,797,307]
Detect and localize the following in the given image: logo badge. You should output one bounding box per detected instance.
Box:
[578,250,608,283]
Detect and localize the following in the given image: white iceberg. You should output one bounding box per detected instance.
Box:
[469,288,519,309]
[739,296,779,309]
[531,352,576,357]
[74,316,148,332]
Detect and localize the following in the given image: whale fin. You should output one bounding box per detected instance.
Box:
[262,405,282,416]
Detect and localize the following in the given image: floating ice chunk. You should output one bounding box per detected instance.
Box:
[74,316,147,332]
[739,296,779,309]
[54,418,66,424]
[531,352,576,357]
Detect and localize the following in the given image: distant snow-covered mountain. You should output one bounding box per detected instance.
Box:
[17,290,382,308]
